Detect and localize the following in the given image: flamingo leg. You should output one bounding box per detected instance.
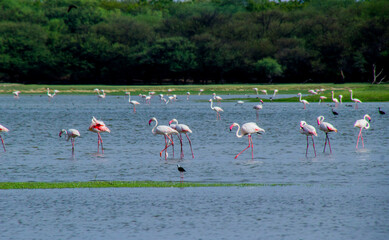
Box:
[327,134,332,154]
[71,138,75,154]
[185,133,194,159]
[306,136,309,157]
[160,135,175,159]
[161,135,168,159]
[171,135,175,158]
[311,135,316,157]
[323,134,328,153]
[98,133,104,154]
[356,128,362,149]
[0,135,6,152]
[133,105,136,113]
[235,137,251,159]
[179,134,184,159]
[361,132,364,148]
[250,135,254,160]
[97,133,100,153]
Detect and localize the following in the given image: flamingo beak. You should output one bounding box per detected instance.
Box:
[148,119,153,125]
[168,120,173,125]
[229,125,234,131]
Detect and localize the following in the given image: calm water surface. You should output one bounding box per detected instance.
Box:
[0,94,388,239]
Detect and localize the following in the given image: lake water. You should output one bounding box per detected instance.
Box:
[0,94,388,239]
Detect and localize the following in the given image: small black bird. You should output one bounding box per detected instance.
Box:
[332,108,339,115]
[68,4,77,13]
[378,107,385,115]
[177,164,186,182]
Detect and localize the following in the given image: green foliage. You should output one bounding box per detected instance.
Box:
[0,0,388,84]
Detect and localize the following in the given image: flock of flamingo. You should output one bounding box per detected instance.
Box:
[1,87,386,164]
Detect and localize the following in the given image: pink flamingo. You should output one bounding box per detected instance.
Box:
[149,117,178,160]
[0,124,9,152]
[212,93,223,103]
[317,116,337,153]
[229,122,265,160]
[354,114,371,149]
[297,93,309,109]
[169,119,194,159]
[253,99,264,121]
[47,88,59,101]
[300,121,317,157]
[331,91,339,107]
[186,92,190,100]
[261,89,268,95]
[253,88,259,95]
[319,96,327,104]
[59,129,80,154]
[308,89,318,95]
[339,95,343,104]
[88,117,110,154]
[125,92,140,113]
[349,90,362,109]
[198,89,204,95]
[13,91,21,99]
[209,99,223,120]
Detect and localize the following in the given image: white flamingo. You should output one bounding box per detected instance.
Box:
[253,88,258,95]
[0,124,9,152]
[339,95,343,104]
[300,121,317,157]
[59,129,80,154]
[349,90,362,109]
[317,116,337,153]
[47,88,59,101]
[186,92,190,100]
[270,89,278,101]
[209,99,223,120]
[253,99,264,120]
[331,91,339,107]
[308,89,318,95]
[13,91,21,99]
[261,89,268,95]
[169,119,194,159]
[297,93,309,109]
[319,96,327,104]
[212,93,223,103]
[198,89,204,95]
[149,117,178,160]
[354,114,371,149]
[125,92,140,113]
[229,122,265,160]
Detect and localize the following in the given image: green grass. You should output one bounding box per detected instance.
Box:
[0,181,291,189]
[1,83,388,101]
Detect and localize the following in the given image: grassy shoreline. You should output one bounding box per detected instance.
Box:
[1,83,388,101]
[0,181,291,189]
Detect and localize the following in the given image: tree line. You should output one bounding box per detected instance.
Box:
[0,0,388,85]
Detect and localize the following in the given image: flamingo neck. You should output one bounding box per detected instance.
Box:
[210,100,214,110]
[350,91,353,100]
[331,91,335,100]
[151,119,158,135]
[299,94,302,102]
[128,94,131,102]
[234,124,243,138]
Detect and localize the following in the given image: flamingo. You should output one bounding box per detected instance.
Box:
[177,164,186,183]
[308,89,318,95]
[331,91,339,107]
[261,89,267,95]
[149,117,178,160]
[229,122,265,160]
[354,114,371,149]
[269,89,278,101]
[125,92,140,113]
[169,119,194,159]
[253,99,264,121]
[339,95,343,104]
[59,129,80,154]
[209,99,224,120]
[297,93,309,109]
[88,117,110,154]
[0,124,9,152]
[300,121,317,157]
[198,89,204,95]
[253,88,258,95]
[47,88,59,101]
[13,91,21,99]
[317,116,337,153]
[236,100,244,105]
[212,93,223,103]
[349,90,362,109]
[319,96,327,104]
[98,89,106,99]
[186,92,190,100]
[159,94,164,102]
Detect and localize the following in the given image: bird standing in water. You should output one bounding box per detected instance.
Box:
[177,164,186,183]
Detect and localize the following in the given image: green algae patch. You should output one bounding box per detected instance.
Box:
[0,181,292,189]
